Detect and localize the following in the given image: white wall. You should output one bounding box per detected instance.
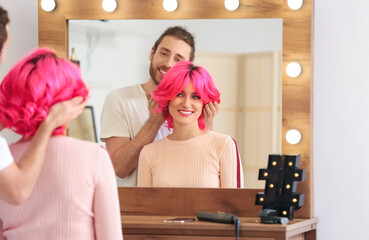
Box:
[2,1,369,239]
[0,1,38,80]
[313,1,369,239]
[0,1,38,143]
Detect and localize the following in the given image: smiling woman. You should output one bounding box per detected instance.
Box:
[137,61,242,188]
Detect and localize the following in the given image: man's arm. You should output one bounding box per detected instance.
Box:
[106,93,163,178]
[0,97,86,205]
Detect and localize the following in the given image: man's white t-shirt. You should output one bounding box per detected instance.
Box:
[0,135,13,171]
[100,84,171,187]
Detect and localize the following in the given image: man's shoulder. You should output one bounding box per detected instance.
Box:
[106,84,146,104]
[108,84,143,97]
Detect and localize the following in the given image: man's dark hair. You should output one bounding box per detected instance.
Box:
[153,26,195,61]
[0,6,9,53]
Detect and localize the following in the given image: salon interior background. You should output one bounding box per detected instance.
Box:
[1,1,369,239]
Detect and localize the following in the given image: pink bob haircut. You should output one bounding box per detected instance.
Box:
[0,48,89,139]
[152,61,220,130]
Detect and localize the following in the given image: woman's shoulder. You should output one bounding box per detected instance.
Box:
[49,136,108,155]
[50,135,99,145]
[142,138,167,151]
[206,131,233,142]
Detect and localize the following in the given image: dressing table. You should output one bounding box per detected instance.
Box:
[121,216,317,240]
[118,188,317,239]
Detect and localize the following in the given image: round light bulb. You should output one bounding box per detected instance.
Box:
[283,211,287,215]
[286,184,291,189]
[288,161,293,166]
[294,173,300,177]
[272,161,277,166]
[292,198,298,203]
[102,0,117,12]
[264,172,268,177]
[286,62,302,78]
[269,184,274,188]
[163,0,178,12]
[286,129,302,144]
[260,197,264,202]
[41,0,56,12]
[224,0,239,11]
[288,0,303,10]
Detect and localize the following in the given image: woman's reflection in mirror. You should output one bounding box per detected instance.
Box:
[137,61,243,188]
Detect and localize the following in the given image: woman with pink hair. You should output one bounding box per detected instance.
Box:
[0,48,123,240]
[0,5,86,206]
[137,61,243,188]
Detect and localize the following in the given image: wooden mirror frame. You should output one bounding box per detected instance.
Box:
[38,0,313,218]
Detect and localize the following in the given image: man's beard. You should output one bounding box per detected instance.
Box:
[149,61,160,86]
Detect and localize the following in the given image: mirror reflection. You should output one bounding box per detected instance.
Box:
[68,19,282,188]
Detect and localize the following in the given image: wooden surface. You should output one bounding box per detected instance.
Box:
[119,188,262,217]
[121,215,318,240]
[281,0,314,219]
[39,0,314,219]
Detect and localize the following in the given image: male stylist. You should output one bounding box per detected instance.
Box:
[101,26,218,186]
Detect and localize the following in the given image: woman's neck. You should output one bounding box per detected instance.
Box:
[18,132,65,143]
[168,124,207,141]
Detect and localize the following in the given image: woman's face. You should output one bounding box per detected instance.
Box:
[168,80,203,129]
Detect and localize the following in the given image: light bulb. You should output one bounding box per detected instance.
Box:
[102,0,117,12]
[41,0,56,12]
[286,129,302,144]
[163,0,178,12]
[288,0,303,10]
[224,0,239,11]
[286,62,302,78]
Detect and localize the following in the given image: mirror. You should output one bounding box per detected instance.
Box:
[68,18,283,188]
[67,106,98,143]
[38,0,313,218]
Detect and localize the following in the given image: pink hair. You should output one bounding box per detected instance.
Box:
[152,61,220,130]
[0,48,89,139]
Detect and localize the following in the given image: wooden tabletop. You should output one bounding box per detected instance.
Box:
[122,215,318,236]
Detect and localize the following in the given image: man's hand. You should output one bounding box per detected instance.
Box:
[45,96,88,130]
[145,92,164,124]
[203,101,219,130]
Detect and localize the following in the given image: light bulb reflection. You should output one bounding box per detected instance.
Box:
[288,0,304,10]
[286,62,302,78]
[224,0,239,11]
[41,0,56,12]
[286,129,302,144]
[163,0,178,12]
[102,0,117,12]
